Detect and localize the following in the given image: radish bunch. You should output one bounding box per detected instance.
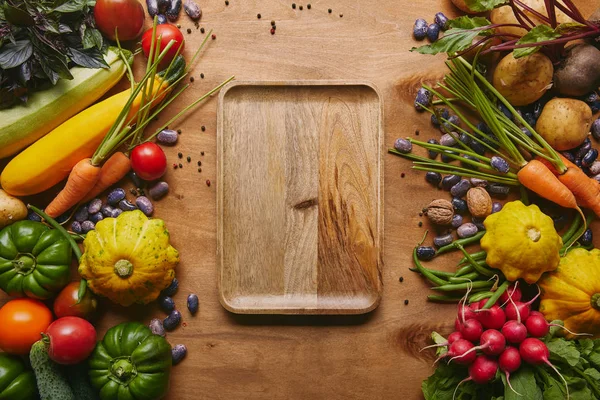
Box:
[433,284,572,397]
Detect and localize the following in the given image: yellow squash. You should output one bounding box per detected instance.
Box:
[0,77,170,197]
[78,210,179,306]
[481,201,562,283]
[539,248,600,338]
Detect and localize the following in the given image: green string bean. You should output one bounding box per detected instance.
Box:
[431,280,494,291]
[436,231,486,255]
[481,280,510,309]
[449,272,481,283]
[412,247,448,286]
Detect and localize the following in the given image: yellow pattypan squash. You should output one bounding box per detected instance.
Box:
[480,201,562,284]
[78,210,179,306]
[539,248,600,338]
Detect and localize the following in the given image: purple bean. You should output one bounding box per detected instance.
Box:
[157,129,179,145]
[450,179,471,198]
[81,221,95,233]
[183,0,202,20]
[118,199,137,212]
[451,214,463,228]
[394,138,412,153]
[187,294,199,315]
[149,181,169,200]
[111,208,123,218]
[87,198,102,214]
[107,188,126,206]
[163,310,182,331]
[162,278,179,296]
[71,221,82,234]
[101,205,114,217]
[171,344,187,365]
[457,223,478,239]
[136,196,154,216]
[159,295,176,313]
[149,318,166,337]
[74,206,89,222]
[89,212,104,223]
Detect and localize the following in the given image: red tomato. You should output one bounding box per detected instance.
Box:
[46,317,97,365]
[0,299,53,354]
[53,282,98,321]
[141,24,185,67]
[131,142,167,181]
[94,0,145,41]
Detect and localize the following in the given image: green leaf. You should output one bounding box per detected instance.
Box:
[504,366,542,400]
[513,25,561,58]
[2,3,35,25]
[584,368,600,381]
[579,339,595,357]
[431,331,449,357]
[464,0,507,12]
[547,338,580,367]
[555,22,587,34]
[448,16,492,29]
[54,0,86,13]
[422,363,467,400]
[411,28,491,55]
[69,47,109,69]
[0,39,33,69]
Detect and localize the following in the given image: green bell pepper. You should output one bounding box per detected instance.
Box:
[0,353,38,400]
[89,322,172,400]
[0,220,72,299]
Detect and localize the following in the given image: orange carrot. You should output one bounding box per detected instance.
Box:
[81,152,131,203]
[517,160,580,210]
[45,158,101,218]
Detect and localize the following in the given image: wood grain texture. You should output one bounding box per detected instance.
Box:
[218,82,382,314]
[1,0,597,399]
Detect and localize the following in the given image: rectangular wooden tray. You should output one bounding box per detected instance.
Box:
[217,81,383,314]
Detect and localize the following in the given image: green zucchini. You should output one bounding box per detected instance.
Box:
[29,340,75,400]
[0,47,132,159]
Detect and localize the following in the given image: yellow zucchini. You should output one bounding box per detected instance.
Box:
[1,77,171,196]
[0,47,131,159]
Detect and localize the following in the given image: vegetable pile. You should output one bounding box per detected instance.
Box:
[395,0,600,397]
[0,0,226,398]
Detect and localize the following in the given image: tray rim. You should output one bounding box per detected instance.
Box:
[216,80,385,315]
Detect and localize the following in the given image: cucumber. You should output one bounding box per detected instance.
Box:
[65,364,99,400]
[29,341,75,400]
[0,47,132,159]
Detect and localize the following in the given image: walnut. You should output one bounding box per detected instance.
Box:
[425,199,454,225]
[466,187,493,218]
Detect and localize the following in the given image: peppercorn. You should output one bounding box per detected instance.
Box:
[197,161,202,166]
[200,73,205,79]
[201,151,205,156]
[418,221,423,227]
[201,125,206,131]
[270,28,275,34]
[211,34,216,40]
[187,156,191,162]
[328,8,332,13]
[400,173,405,178]
[307,3,311,8]
[187,28,192,33]
[399,276,404,283]
[404,299,409,305]
[200,27,205,33]
[178,163,183,168]
[339,13,343,17]
[257,13,261,18]
[178,152,183,158]
[292,3,296,9]
[225,0,229,4]
[206,179,211,186]
[299,5,303,10]
[173,164,178,169]
[190,76,194,82]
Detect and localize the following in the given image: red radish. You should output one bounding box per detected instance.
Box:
[460,319,483,342]
[499,283,522,304]
[458,303,478,323]
[453,355,499,398]
[477,298,493,309]
[502,320,528,344]
[476,304,507,329]
[435,339,477,366]
[454,317,461,332]
[499,347,522,395]
[506,286,541,321]
[525,312,592,338]
[419,331,464,352]
[519,338,569,399]
[449,329,506,363]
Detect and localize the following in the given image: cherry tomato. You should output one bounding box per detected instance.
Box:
[94,0,145,41]
[46,317,97,365]
[53,282,98,321]
[0,299,53,354]
[131,142,167,181]
[141,24,185,67]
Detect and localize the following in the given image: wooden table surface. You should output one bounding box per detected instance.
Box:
[2,0,599,399]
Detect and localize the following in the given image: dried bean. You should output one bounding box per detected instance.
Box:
[431,108,449,126]
[487,184,510,197]
[575,138,592,159]
[136,196,154,216]
[146,0,159,16]
[74,206,89,222]
[56,212,71,224]
[461,155,480,170]
[434,12,449,30]
[426,23,440,41]
[427,138,439,159]
[582,148,598,167]
[425,171,442,186]
[491,202,503,213]
[27,210,42,222]
[433,233,453,248]
[127,171,145,188]
[172,344,187,365]
[118,199,137,212]
[582,228,593,246]
[166,0,181,21]
[561,151,576,163]
[162,278,179,296]
[457,223,478,238]
[589,161,600,176]
[470,178,488,188]
[81,221,95,233]
[440,115,459,134]
[451,197,468,215]
[439,133,457,147]
[415,88,432,111]
[157,129,179,145]
[187,294,199,315]
[450,179,471,198]
[71,221,82,234]
[413,19,427,40]
[159,295,176,313]
[157,13,168,24]
[393,138,412,153]
[101,205,114,217]
[451,214,463,228]
[441,174,461,191]
[416,246,436,261]
[471,217,485,232]
[107,188,126,205]
[149,181,169,200]
[111,208,123,218]
[87,198,102,214]
[149,318,166,337]
[490,156,510,173]
[163,310,182,331]
[89,212,104,223]
[441,150,458,163]
[592,119,600,140]
[183,0,201,19]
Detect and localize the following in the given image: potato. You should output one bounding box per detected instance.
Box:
[554,44,600,97]
[0,189,27,228]
[450,0,480,14]
[491,0,574,38]
[536,98,592,151]
[492,52,553,106]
